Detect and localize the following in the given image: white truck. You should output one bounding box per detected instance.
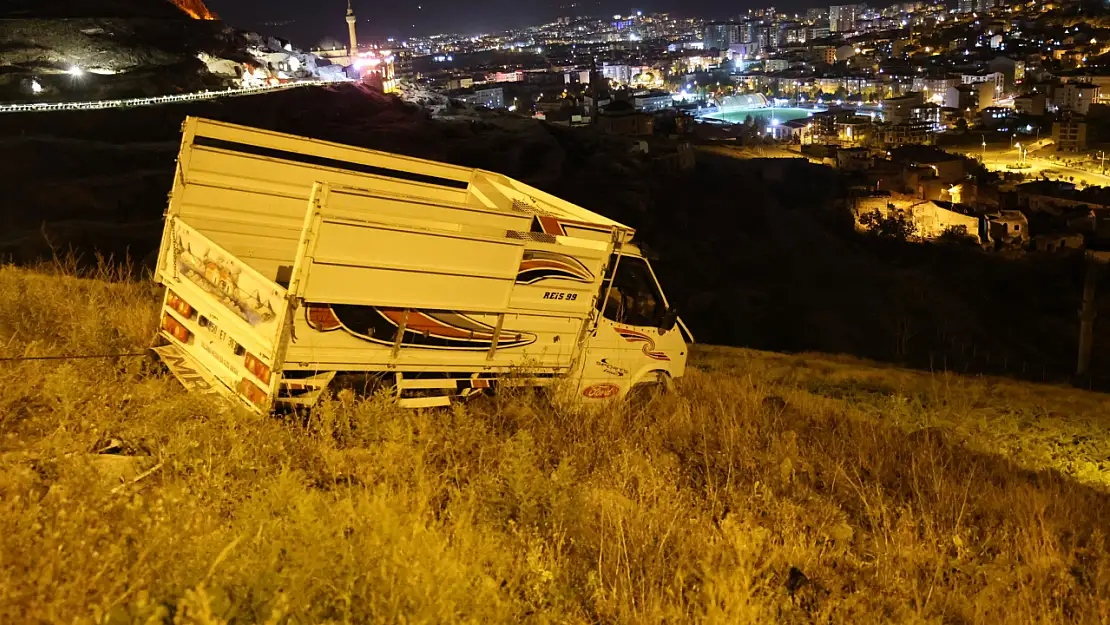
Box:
[152,117,690,411]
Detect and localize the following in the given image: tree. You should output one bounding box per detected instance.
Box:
[937,225,979,246]
[858,209,918,241]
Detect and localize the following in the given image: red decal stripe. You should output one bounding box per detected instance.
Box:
[306,305,342,331]
[537,216,564,235]
[383,310,496,341]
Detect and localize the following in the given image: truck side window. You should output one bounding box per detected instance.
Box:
[600,256,665,328]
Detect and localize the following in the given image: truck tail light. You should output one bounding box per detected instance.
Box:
[162,313,192,343]
[166,291,195,318]
[244,352,272,385]
[237,378,269,408]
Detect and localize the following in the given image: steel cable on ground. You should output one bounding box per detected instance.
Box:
[0,352,148,362]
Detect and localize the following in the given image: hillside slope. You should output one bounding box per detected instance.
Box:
[2,265,1109,623]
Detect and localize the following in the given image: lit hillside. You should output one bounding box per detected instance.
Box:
[2,264,1109,623]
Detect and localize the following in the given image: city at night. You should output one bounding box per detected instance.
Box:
[4,0,1110,621]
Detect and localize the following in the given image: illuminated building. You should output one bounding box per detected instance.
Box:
[704,22,740,52]
[879,120,933,146]
[911,104,943,131]
[1014,92,1046,116]
[947,82,995,113]
[632,90,672,112]
[601,64,632,84]
[1055,82,1099,115]
[882,92,924,124]
[1053,115,1088,151]
[829,4,859,32]
[448,86,505,108]
[355,49,399,93]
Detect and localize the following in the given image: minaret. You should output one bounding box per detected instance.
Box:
[346,0,358,57]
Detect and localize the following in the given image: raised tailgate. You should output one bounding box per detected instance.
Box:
[155,217,291,412]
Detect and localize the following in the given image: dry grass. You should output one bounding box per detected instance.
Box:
[2,264,1110,624]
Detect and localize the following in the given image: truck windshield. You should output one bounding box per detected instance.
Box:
[600,256,667,328]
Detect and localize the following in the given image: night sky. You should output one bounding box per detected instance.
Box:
[202,0,805,49]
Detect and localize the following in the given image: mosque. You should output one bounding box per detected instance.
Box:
[310,1,397,92]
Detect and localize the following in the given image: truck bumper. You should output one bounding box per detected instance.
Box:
[152,343,235,402]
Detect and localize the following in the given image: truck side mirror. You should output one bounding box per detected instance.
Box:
[660,307,679,332]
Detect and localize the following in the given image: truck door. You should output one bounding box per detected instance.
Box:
[580,254,685,399]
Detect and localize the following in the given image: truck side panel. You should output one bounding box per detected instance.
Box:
[284,308,583,372]
[319,183,532,234]
[297,188,610,316]
[171,149,538,283]
[279,183,612,375]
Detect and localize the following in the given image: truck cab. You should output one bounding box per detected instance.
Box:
[578,247,688,400]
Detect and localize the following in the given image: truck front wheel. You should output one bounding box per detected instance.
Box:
[627,371,673,404]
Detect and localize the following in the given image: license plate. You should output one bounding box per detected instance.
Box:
[200,316,240,354]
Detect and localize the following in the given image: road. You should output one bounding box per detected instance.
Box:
[957,145,1110,187]
[699,142,1110,187]
[0,79,347,114]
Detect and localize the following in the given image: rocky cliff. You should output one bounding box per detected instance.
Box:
[0,0,250,103]
[0,0,215,19]
[169,0,217,20]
